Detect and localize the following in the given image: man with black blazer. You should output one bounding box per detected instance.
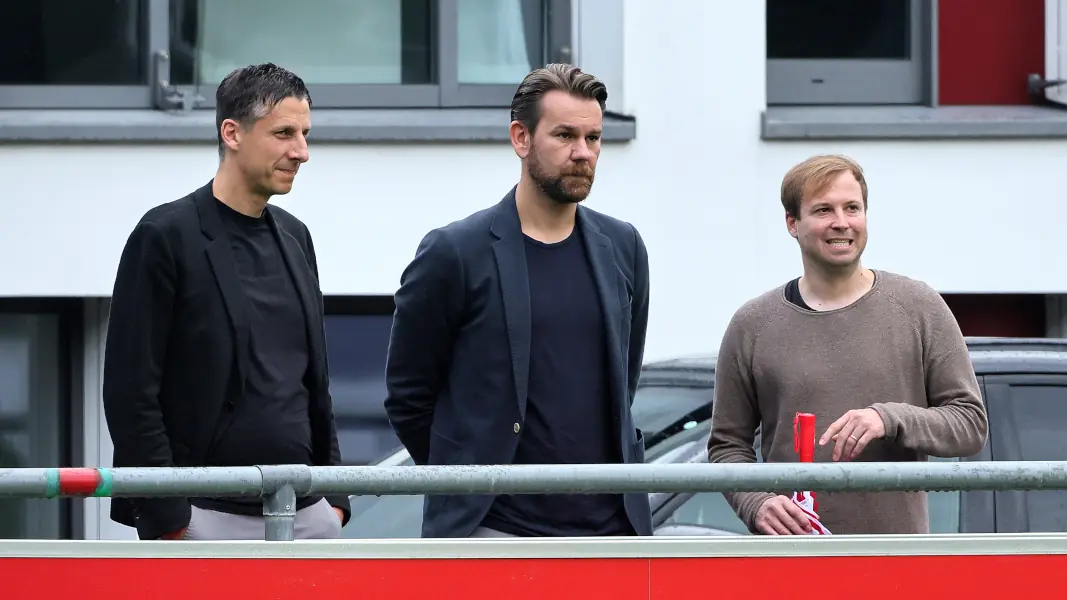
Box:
[385,64,652,538]
[103,63,350,541]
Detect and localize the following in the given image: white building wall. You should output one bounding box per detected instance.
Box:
[0,0,1061,537]
[4,2,1065,363]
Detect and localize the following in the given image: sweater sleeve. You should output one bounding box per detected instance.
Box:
[706,306,775,532]
[869,287,989,458]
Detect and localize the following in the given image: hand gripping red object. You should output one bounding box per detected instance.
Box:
[792,412,832,535]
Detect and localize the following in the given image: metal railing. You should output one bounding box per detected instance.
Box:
[2,461,1066,540]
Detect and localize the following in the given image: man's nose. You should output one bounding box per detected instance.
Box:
[291,136,309,163]
[830,209,849,228]
[570,140,596,162]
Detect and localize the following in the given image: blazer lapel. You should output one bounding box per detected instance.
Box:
[267,212,325,371]
[577,208,626,409]
[193,183,250,397]
[490,189,531,418]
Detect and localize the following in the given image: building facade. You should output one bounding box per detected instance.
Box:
[1,0,1066,539]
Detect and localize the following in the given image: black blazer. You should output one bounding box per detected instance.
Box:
[384,188,653,538]
[102,181,350,540]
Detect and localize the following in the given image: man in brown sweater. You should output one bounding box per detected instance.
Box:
[707,154,988,535]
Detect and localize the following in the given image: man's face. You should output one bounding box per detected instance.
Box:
[230,96,311,199]
[786,171,868,272]
[521,90,602,205]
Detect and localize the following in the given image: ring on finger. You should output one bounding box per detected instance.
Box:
[849,433,859,441]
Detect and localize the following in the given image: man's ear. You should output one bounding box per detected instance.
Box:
[786,213,799,238]
[509,121,531,159]
[219,118,242,153]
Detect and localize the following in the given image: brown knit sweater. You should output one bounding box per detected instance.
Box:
[706,270,988,535]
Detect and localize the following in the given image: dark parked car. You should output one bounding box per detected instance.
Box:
[344,337,1067,537]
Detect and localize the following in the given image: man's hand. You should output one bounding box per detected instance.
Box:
[333,507,344,525]
[754,496,813,535]
[159,526,187,540]
[820,408,886,461]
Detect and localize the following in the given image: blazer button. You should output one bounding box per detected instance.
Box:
[224,401,236,412]
[513,423,521,434]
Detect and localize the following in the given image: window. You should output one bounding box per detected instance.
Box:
[0,305,78,539]
[1,0,570,111]
[762,0,1064,138]
[766,0,925,105]
[0,0,150,108]
[323,308,399,466]
[767,0,1053,109]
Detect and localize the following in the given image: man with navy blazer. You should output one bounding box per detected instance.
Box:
[384,64,652,538]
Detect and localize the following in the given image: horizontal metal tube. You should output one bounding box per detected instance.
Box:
[307,461,1067,495]
[109,467,264,496]
[2,462,1067,499]
[0,467,263,498]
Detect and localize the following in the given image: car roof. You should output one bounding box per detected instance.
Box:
[640,337,1067,378]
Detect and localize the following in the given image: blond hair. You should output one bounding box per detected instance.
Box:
[780,154,868,218]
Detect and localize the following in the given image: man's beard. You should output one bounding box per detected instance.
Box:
[527,145,595,205]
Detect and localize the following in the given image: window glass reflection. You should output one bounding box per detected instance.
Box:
[766,0,910,60]
[0,0,145,84]
[169,0,434,86]
[458,0,545,84]
[0,314,65,539]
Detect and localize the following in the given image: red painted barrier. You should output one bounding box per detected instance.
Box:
[3,554,1065,599]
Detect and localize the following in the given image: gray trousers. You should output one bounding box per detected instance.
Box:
[182,498,342,540]
[470,526,517,538]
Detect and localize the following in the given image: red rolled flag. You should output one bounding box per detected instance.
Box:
[792,412,832,535]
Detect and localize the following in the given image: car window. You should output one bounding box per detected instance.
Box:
[631,384,713,445]
[658,435,961,534]
[998,384,1067,531]
[658,432,762,534]
[661,491,751,534]
[343,494,425,538]
[343,454,424,538]
[927,456,960,533]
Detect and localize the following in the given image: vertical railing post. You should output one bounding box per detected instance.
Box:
[263,484,297,541]
[257,464,313,541]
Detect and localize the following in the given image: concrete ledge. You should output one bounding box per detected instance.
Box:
[0,108,637,144]
[762,105,1067,140]
[4,534,1067,558]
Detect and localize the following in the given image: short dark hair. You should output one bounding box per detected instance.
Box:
[509,63,607,134]
[215,63,312,157]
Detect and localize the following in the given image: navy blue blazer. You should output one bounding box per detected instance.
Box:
[384,187,652,537]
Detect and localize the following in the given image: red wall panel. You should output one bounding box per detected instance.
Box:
[3,554,1067,599]
[938,0,1045,105]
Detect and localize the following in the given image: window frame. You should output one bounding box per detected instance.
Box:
[0,0,639,143]
[2,0,571,111]
[1044,0,1067,106]
[766,0,932,106]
